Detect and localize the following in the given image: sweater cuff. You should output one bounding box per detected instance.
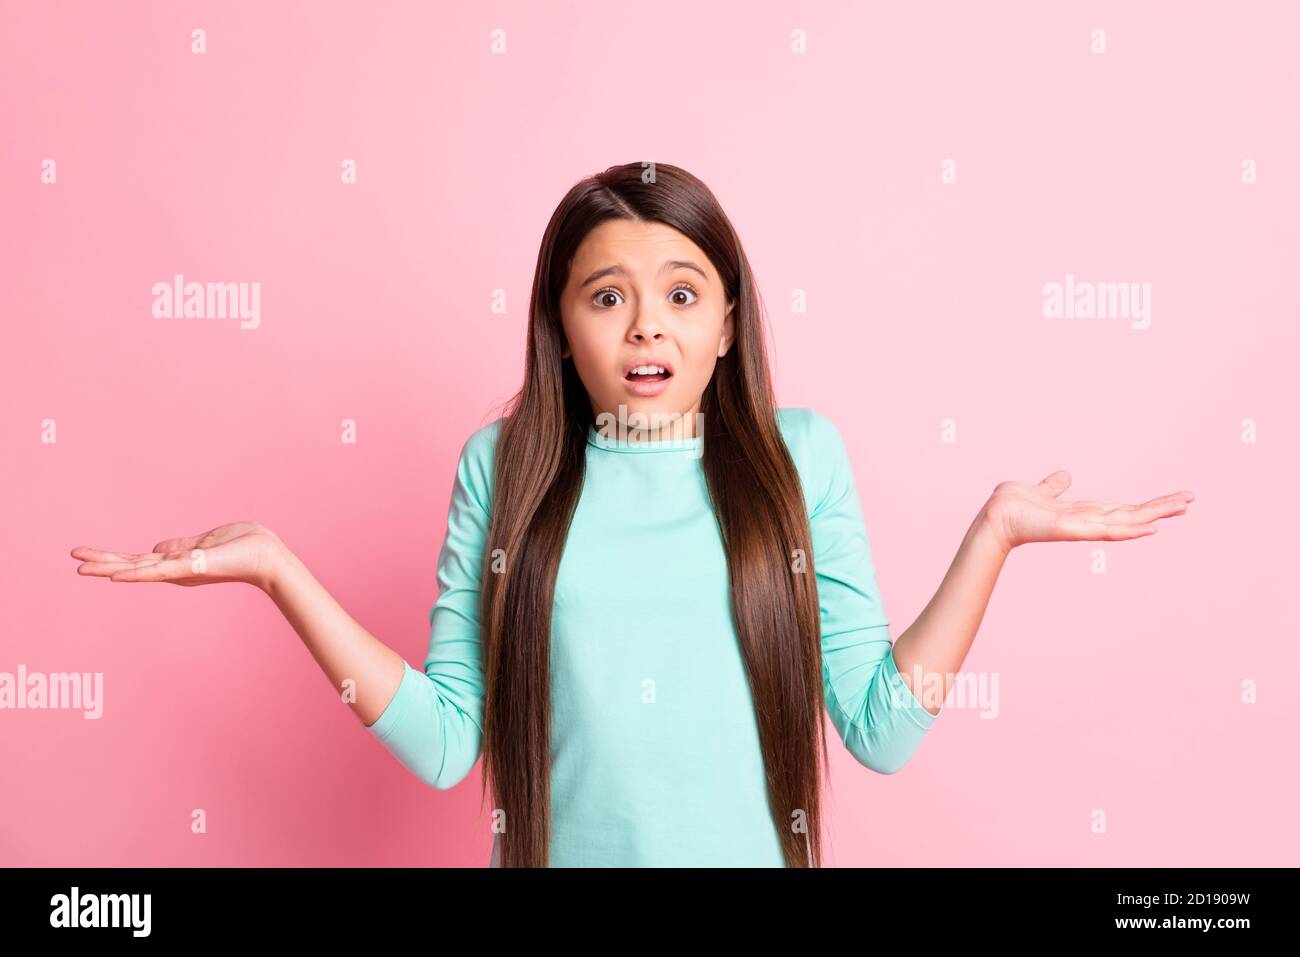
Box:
[365,660,421,742]
[882,648,940,731]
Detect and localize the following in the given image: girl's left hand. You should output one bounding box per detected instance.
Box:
[984,470,1194,552]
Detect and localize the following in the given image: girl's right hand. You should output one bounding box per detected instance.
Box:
[71,521,285,592]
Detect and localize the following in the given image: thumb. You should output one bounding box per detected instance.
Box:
[1038,470,1072,497]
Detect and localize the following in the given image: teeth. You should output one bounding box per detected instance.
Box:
[630,365,666,375]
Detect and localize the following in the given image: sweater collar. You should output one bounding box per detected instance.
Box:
[586,422,704,454]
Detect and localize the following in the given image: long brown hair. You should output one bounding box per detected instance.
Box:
[479,162,829,867]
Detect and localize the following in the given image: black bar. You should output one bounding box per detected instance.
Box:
[0,866,1282,941]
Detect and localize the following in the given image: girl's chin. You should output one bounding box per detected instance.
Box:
[593,403,700,441]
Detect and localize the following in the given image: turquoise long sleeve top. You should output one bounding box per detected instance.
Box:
[364,407,938,866]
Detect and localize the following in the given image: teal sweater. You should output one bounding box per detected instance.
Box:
[365,407,938,866]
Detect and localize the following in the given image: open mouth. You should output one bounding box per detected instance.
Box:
[623,356,675,382]
[624,364,673,383]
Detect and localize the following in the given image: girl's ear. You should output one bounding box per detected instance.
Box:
[718,300,736,357]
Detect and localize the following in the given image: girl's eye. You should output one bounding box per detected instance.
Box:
[668,283,699,306]
[591,284,700,309]
[592,288,624,308]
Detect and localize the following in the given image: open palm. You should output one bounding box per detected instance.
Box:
[71,521,282,589]
[986,471,1194,550]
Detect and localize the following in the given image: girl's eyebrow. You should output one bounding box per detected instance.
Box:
[578,260,710,289]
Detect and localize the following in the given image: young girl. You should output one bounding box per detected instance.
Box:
[70,162,1194,868]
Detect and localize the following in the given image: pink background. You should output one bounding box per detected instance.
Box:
[3,0,1297,866]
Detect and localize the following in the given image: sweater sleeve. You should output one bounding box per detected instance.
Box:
[801,408,939,774]
[363,420,500,789]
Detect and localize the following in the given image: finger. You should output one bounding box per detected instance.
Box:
[1052,510,1160,540]
[78,552,173,575]
[71,546,159,562]
[1094,498,1191,525]
[77,559,159,577]
[1066,491,1195,515]
[1116,491,1196,512]
[1037,471,1072,498]
[109,558,192,582]
[1073,519,1159,541]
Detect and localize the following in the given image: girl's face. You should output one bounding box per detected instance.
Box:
[559,219,734,439]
